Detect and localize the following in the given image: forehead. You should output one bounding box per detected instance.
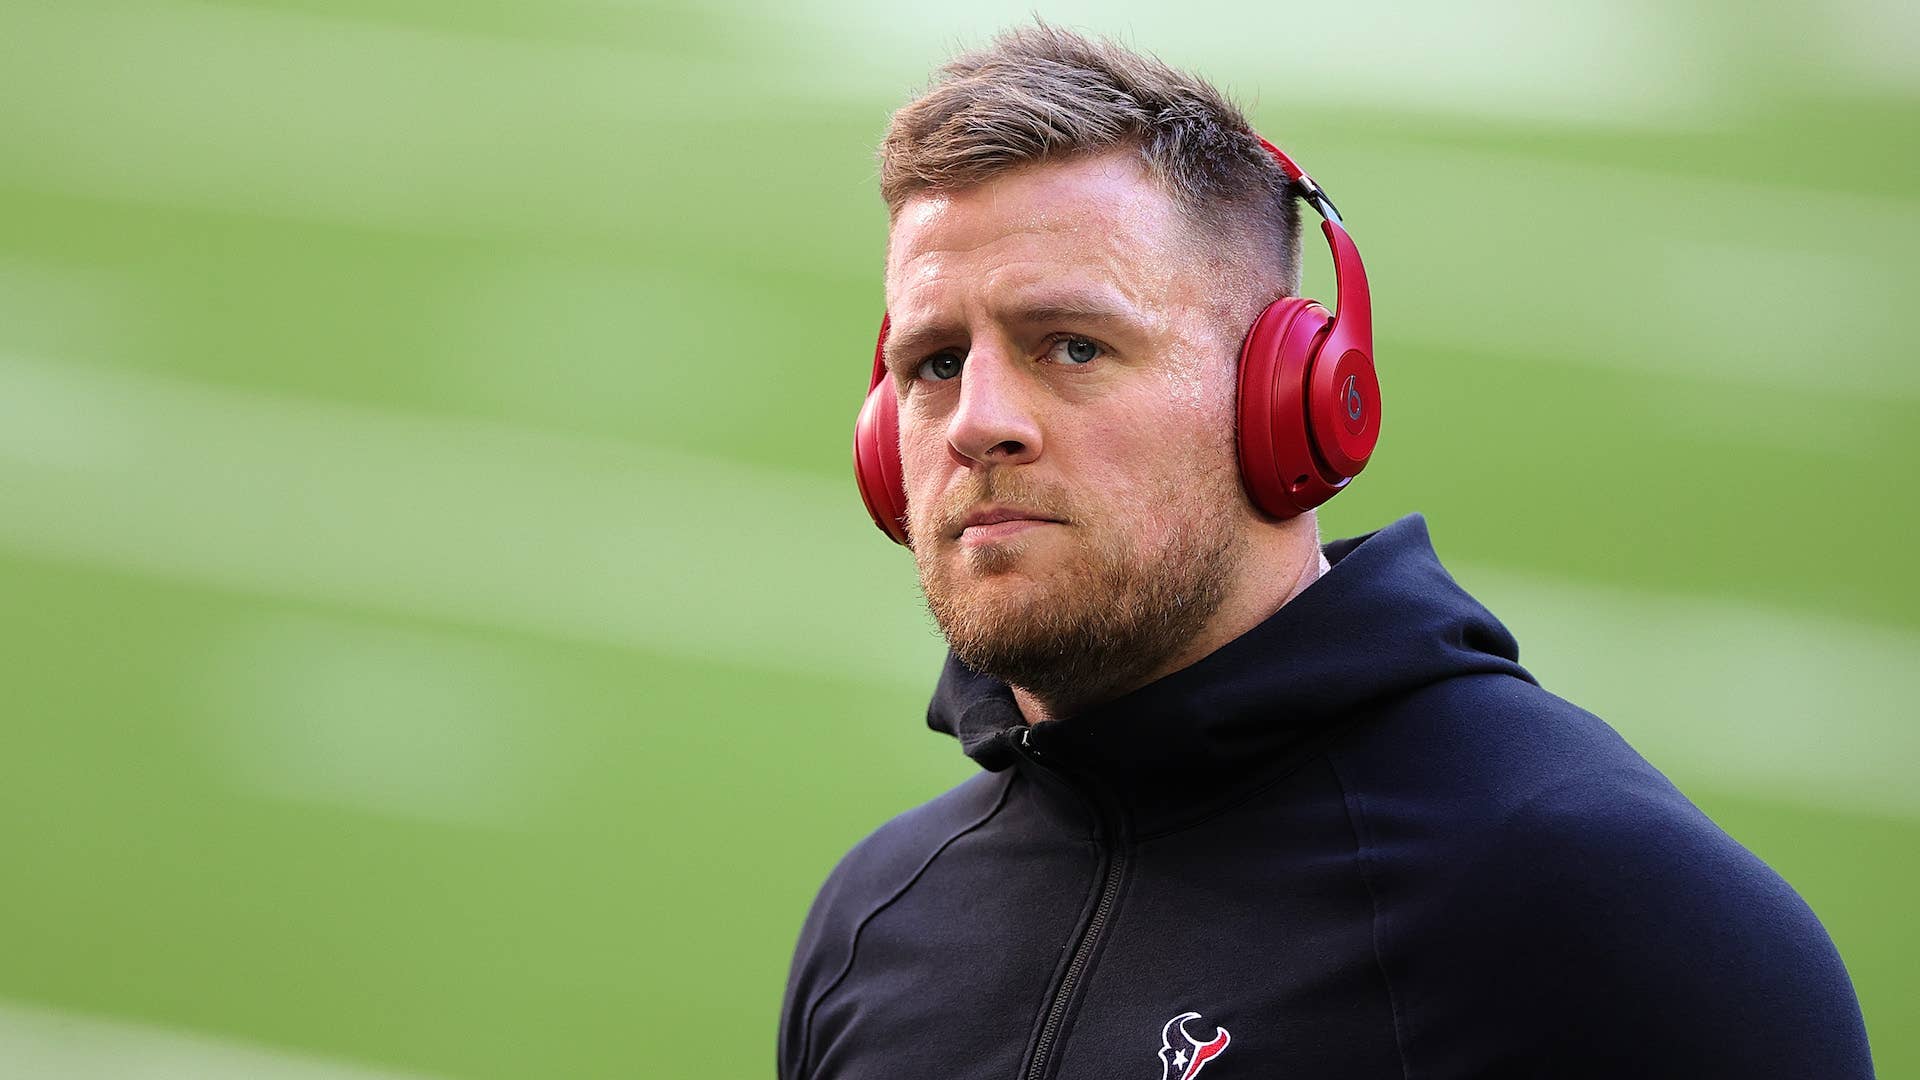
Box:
[884,150,1195,309]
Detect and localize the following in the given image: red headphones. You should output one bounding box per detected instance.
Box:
[853,137,1378,546]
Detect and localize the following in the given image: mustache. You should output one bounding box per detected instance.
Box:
[927,473,1077,540]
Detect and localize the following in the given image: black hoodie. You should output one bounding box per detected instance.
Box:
[780,515,1872,1079]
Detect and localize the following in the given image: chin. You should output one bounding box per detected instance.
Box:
[962,540,1042,577]
[950,550,1095,621]
[961,526,1073,576]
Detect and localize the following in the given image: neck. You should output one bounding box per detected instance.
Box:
[1012,517,1328,724]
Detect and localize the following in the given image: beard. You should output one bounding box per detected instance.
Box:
[911,465,1246,717]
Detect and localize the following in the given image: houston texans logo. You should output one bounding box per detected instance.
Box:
[1157,1011,1230,1080]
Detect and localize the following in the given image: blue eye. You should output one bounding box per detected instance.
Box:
[1049,336,1102,365]
[917,352,963,381]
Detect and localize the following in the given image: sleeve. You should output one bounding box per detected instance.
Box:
[776,772,1013,1079]
[777,877,834,1080]
[778,841,872,1080]
[1395,771,1874,1078]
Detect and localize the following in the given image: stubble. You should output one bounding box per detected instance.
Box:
[913,465,1246,717]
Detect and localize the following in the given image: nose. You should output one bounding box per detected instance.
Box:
[945,347,1043,468]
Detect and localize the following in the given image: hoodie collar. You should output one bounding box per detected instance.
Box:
[925,514,1533,834]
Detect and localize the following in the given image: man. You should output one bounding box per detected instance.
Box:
[782,24,1872,1080]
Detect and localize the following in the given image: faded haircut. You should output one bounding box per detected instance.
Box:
[879,22,1302,296]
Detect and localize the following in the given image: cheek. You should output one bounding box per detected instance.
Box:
[895,407,953,501]
[1157,333,1240,427]
[1158,351,1209,414]
[1116,362,1239,467]
[1095,388,1242,519]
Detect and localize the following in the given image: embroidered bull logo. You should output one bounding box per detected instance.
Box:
[1157,1011,1230,1080]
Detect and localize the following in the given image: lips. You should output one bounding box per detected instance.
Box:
[955,505,1065,539]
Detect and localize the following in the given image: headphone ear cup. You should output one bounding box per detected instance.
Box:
[1306,341,1380,480]
[1237,297,1347,517]
[853,346,911,546]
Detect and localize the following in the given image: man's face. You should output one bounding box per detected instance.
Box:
[883,149,1255,711]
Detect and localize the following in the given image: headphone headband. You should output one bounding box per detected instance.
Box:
[1255,137,1371,418]
[1257,136,1341,224]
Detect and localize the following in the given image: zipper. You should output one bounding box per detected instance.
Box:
[1012,726,1129,1080]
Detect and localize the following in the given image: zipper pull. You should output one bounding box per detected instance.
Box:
[1006,724,1037,759]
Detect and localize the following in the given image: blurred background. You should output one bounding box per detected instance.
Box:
[1,0,1915,1075]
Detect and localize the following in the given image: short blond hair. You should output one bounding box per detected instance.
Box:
[879,23,1301,294]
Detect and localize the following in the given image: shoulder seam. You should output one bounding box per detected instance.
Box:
[1326,753,1415,1080]
[797,772,1016,1077]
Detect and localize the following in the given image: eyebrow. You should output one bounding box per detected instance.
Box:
[883,294,1145,372]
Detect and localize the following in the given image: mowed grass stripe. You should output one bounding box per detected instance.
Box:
[0,998,445,1080]
[1464,566,1920,820]
[1,351,1911,820]
[0,351,942,691]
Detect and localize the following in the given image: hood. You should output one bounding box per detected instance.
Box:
[926,514,1533,830]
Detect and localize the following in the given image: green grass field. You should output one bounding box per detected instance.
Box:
[1,1,1915,1075]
